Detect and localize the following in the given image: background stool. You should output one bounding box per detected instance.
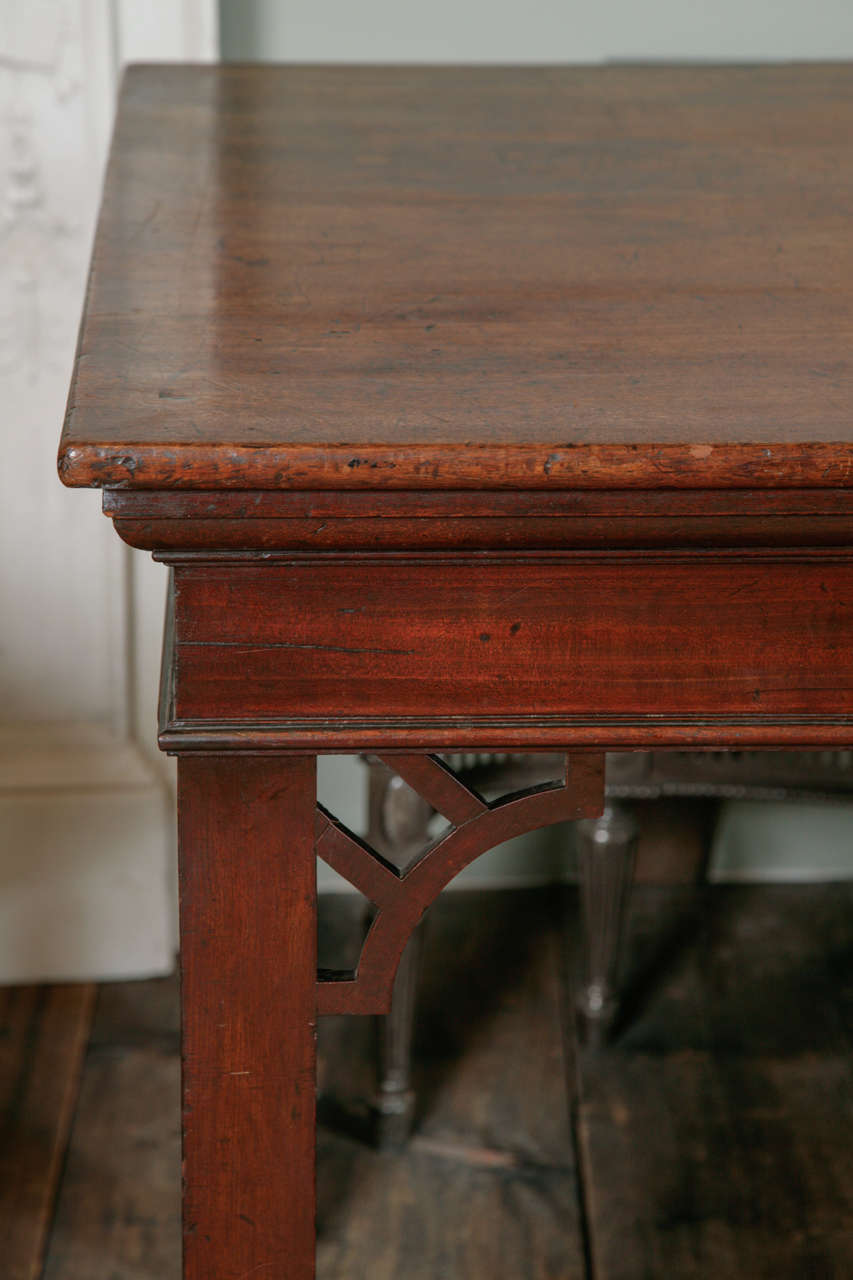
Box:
[368,750,853,1146]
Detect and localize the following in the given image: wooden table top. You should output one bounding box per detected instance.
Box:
[59,62,853,492]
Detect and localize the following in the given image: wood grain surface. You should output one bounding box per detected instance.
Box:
[106,487,853,552]
[170,557,853,723]
[178,754,318,1279]
[59,63,853,492]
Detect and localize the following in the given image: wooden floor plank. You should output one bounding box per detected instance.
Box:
[317,888,586,1278]
[41,978,180,1280]
[31,880,853,1278]
[317,1138,580,1280]
[0,983,95,1280]
[572,884,853,1280]
[612,885,853,1056]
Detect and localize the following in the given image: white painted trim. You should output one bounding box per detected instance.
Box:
[0,724,176,981]
[0,0,216,984]
[114,0,219,63]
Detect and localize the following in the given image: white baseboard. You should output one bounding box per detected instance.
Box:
[0,723,176,983]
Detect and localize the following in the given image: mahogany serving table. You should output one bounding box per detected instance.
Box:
[59,64,853,1278]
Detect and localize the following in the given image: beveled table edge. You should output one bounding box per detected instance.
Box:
[58,439,853,492]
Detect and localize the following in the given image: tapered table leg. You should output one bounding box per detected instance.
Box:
[575,802,638,1044]
[178,754,318,1280]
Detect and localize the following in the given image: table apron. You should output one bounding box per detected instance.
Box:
[165,556,853,739]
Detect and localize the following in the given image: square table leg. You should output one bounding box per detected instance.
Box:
[178,754,318,1279]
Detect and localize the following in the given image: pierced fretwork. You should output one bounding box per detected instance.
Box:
[316,752,604,1015]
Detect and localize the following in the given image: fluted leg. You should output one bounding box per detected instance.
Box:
[575,802,638,1044]
[365,757,434,1146]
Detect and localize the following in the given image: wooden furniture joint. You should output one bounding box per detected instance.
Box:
[314,752,602,1015]
[58,64,853,1279]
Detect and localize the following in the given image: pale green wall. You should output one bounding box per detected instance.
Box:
[224,3,853,888]
[220,0,853,63]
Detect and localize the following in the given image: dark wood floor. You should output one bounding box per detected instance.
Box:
[4,876,853,1278]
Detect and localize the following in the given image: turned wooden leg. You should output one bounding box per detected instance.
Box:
[374,916,428,1147]
[575,801,638,1044]
[178,754,318,1280]
[366,757,433,1146]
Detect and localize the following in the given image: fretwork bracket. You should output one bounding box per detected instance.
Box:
[316,752,604,1015]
